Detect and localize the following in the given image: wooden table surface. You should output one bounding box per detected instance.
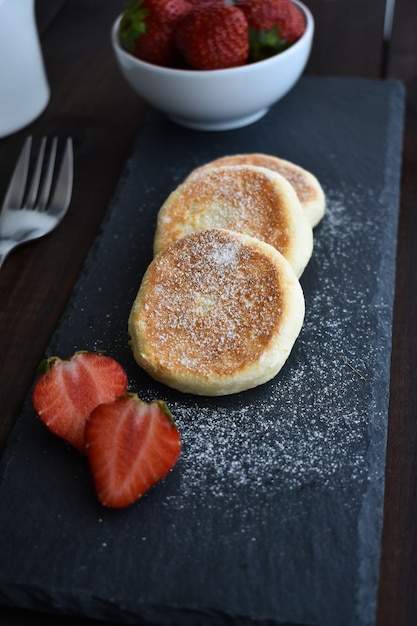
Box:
[0,1,416,624]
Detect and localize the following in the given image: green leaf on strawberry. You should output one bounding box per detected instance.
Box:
[248,25,289,62]
[119,0,149,54]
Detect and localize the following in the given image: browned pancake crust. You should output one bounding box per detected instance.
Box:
[189,153,325,227]
[154,164,313,277]
[129,229,305,395]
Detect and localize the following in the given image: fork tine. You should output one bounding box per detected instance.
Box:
[25,137,47,210]
[37,137,58,211]
[1,137,32,211]
[46,138,74,216]
[0,136,74,271]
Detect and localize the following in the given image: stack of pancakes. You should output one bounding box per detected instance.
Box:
[128,153,325,396]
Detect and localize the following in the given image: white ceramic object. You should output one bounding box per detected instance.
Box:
[0,0,50,138]
[111,0,313,131]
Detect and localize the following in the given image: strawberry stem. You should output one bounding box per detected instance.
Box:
[248,26,289,62]
[36,356,60,376]
[119,0,149,53]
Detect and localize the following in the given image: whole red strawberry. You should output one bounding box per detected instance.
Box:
[283,1,306,42]
[237,0,306,62]
[175,3,249,70]
[32,351,128,453]
[119,0,192,67]
[85,394,181,508]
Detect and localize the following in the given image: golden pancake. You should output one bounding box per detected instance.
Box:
[188,153,326,227]
[129,229,305,396]
[153,164,313,278]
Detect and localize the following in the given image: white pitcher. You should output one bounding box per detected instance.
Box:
[0,0,50,138]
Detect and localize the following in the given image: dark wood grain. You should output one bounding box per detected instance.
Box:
[386,0,417,81]
[1,0,416,624]
[377,1,417,625]
[35,0,68,35]
[305,0,386,77]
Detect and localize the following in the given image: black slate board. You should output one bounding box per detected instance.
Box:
[0,77,405,626]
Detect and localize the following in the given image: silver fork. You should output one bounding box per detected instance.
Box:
[0,136,73,271]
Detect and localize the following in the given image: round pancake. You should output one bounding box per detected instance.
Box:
[153,164,313,278]
[129,229,305,396]
[188,153,326,227]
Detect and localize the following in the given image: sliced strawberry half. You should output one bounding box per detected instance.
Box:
[85,394,181,508]
[32,351,128,453]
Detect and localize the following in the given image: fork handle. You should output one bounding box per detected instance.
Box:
[0,240,14,271]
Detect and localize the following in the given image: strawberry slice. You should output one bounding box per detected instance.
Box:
[32,351,128,453]
[85,394,181,508]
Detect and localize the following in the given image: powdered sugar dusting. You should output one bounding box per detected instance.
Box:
[70,181,391,506]
[143,184,391,502]
[136,229,286,379]
[189,154,320,206]
[205,239,240,267]
[166,353,370,502]
[156,165,298,256]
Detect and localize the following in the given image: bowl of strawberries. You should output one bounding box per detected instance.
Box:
[111,0,313,131]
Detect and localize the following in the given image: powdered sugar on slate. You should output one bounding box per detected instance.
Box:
[72,182,389,502]
[153,185,387,500]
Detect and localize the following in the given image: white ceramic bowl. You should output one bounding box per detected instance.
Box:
[111,1,313,131]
